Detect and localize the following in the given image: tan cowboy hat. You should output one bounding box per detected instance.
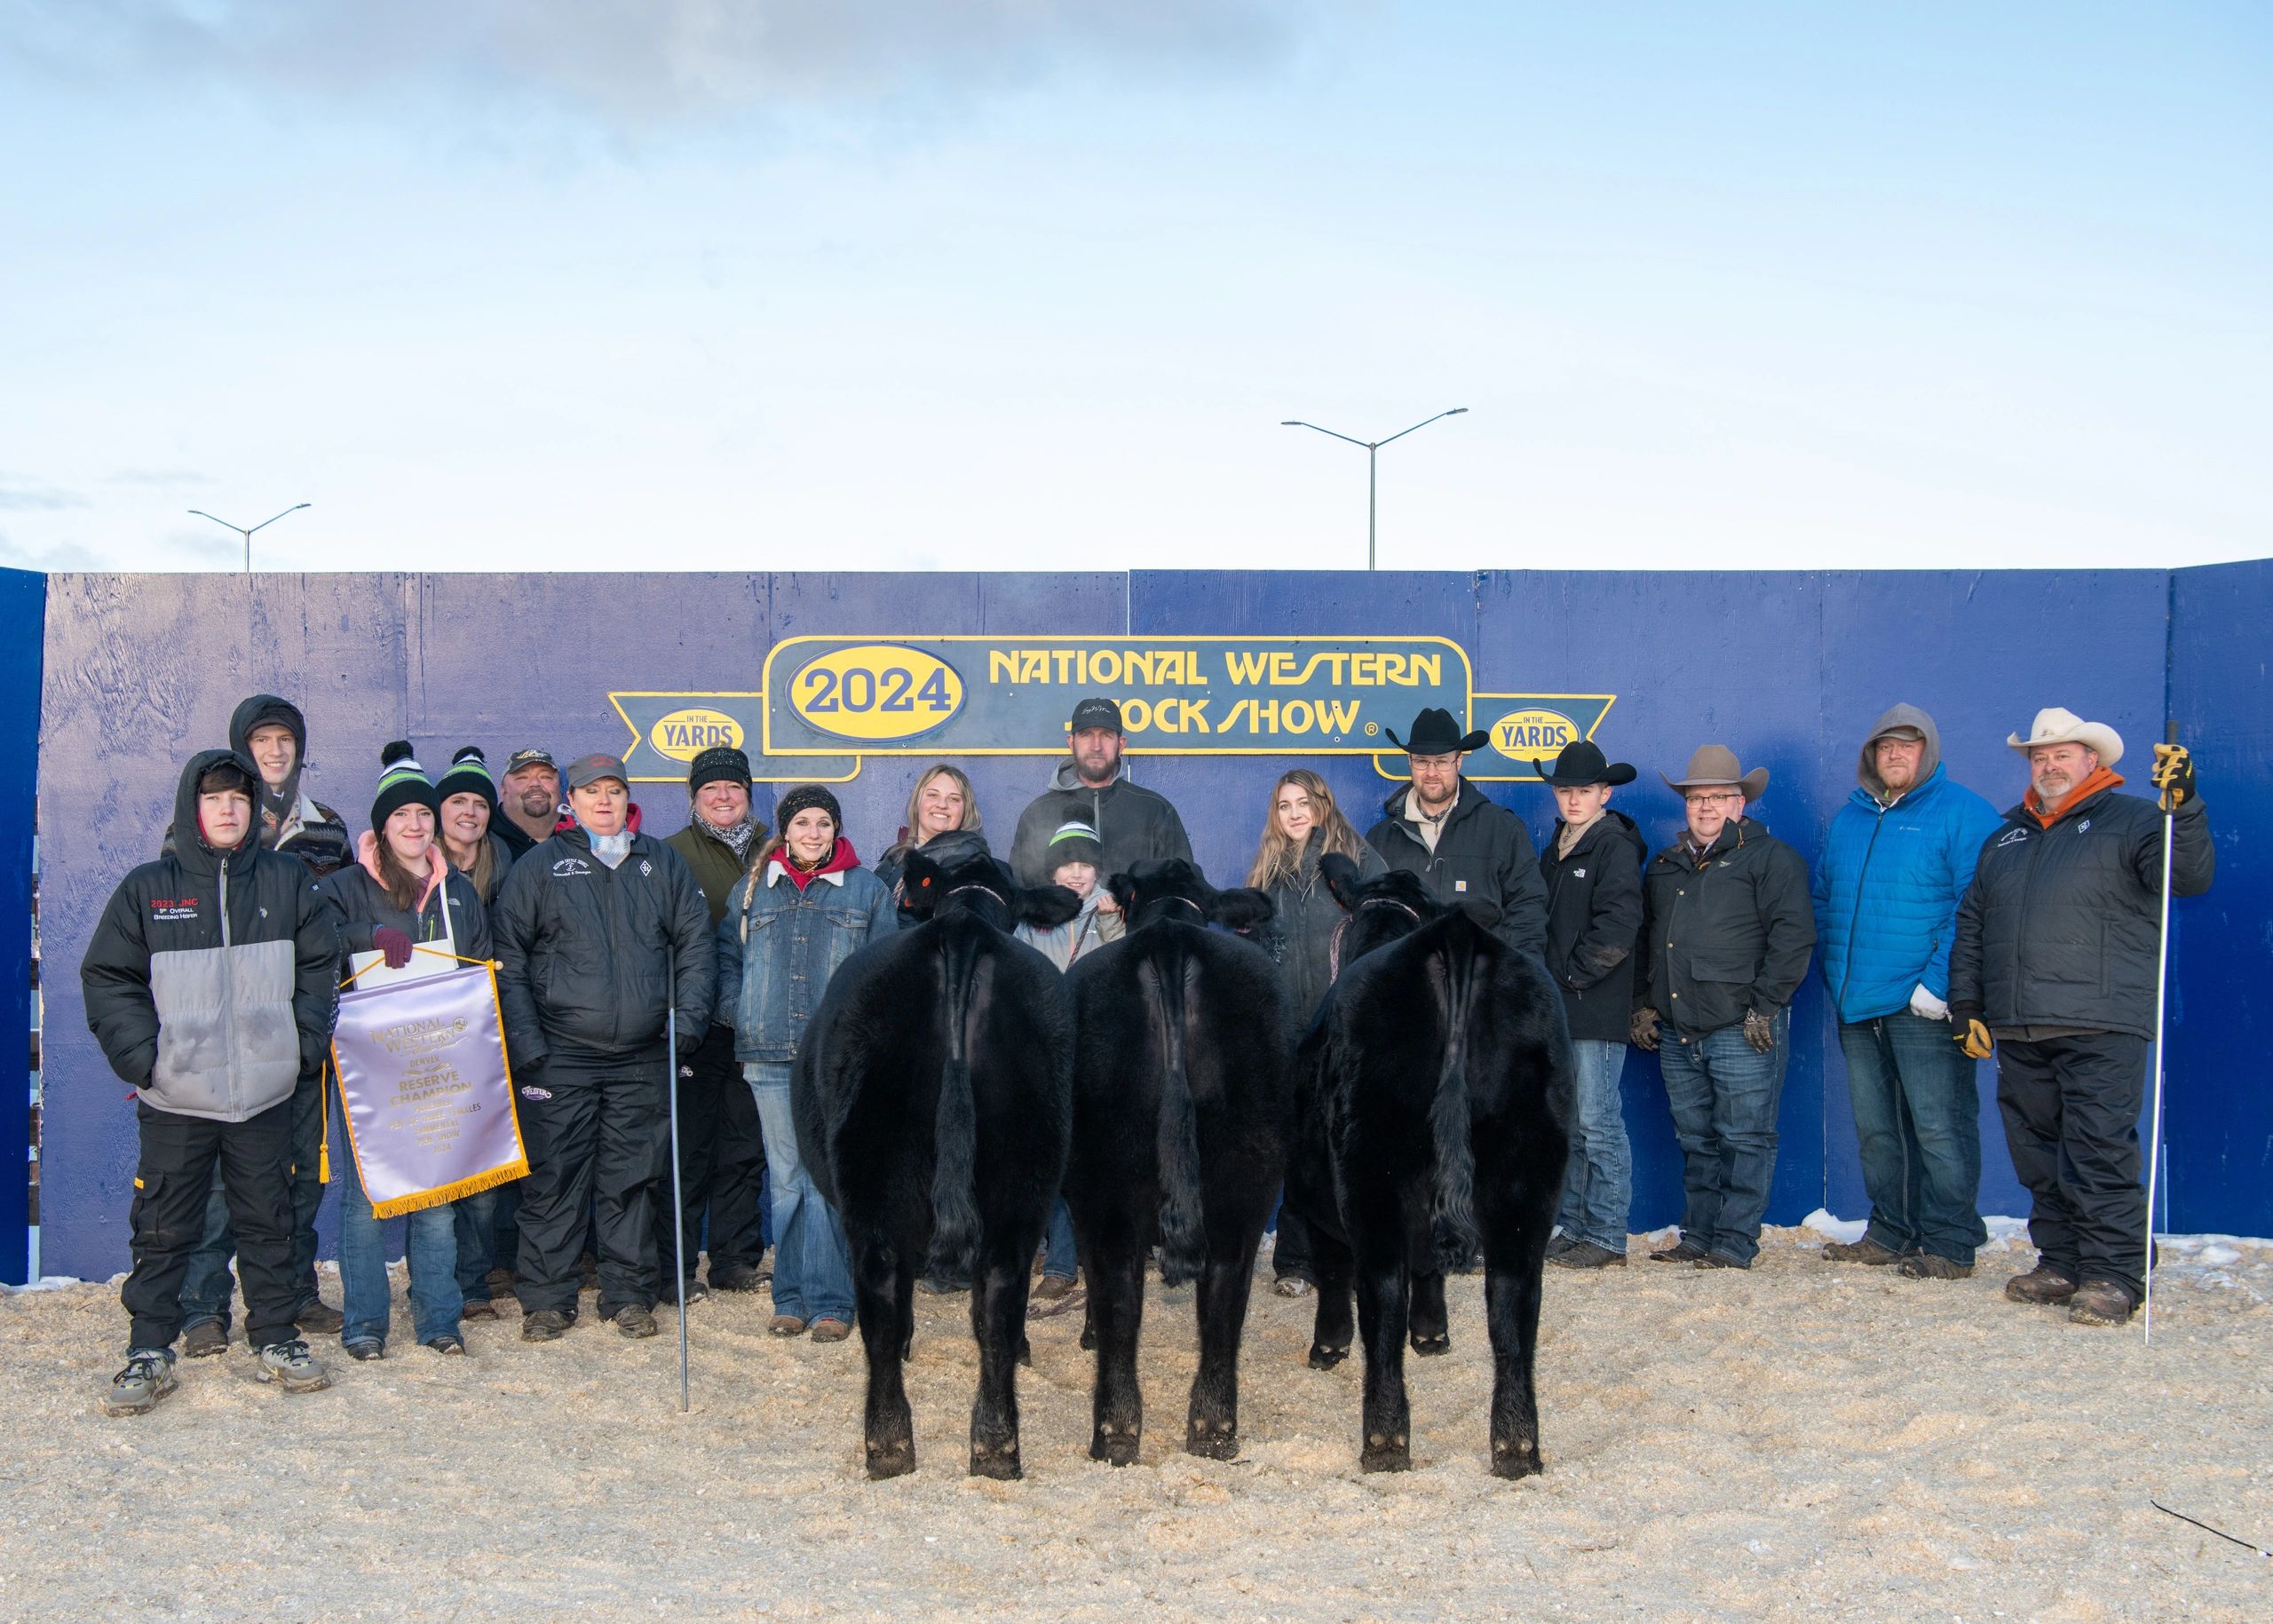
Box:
[1661,744,1769,799]
[2006,706,2123,768]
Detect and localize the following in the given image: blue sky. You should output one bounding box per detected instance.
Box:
[2,4,2266,574]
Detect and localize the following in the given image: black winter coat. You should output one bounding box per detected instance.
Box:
[1538,810,1648,1042]
[1009,762,1193,888]
[1949,786,2213,1041]
[1259,836,1388,1035]
[81,749,339,1121]
[320,854,494,969]
[1366,779,1549,960]
[1639,816,1816,1036]
[493,826,716,1069]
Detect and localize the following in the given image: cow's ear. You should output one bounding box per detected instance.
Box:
[1319,852,1362,910]
[1105,870,1140,918]
[1208,886,1274,931]
[1458,898,1502,930]
[1017,883,1082,929]
[900,852,944,919]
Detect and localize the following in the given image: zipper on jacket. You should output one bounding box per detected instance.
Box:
[1835,805,1888,1021]
[216,857,238,1097]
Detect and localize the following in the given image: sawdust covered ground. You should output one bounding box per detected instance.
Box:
[3,1229,2269,1623]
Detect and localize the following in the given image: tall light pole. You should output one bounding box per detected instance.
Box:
[1281,409,1467,570]
[188,503,312,573]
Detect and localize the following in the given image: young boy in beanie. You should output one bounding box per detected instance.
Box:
[658,746,771,1296]
[81,749,343,1412]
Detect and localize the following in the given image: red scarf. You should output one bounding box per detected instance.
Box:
[773,835,861,891]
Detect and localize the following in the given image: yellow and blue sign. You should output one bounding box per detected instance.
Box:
[611,633,1612,783]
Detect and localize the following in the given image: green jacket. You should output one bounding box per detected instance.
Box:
[665,821,758,926]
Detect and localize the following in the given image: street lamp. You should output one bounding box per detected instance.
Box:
[1280,409,1468,570]
[188,503,312,573]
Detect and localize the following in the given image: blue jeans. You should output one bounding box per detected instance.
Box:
[1658,1011,1790,1265]
[331,1094,464,1348]
[1041,1198,1077,1280]
[1555,1039,1634,1252]
[1839,1013,1988,1264]
[747,1064,855,1324]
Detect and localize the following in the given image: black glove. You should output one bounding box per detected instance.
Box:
[1742,1008,1778,1054]
[2150,742,2196,812]
[1947,1002,1993,1060]
[1629,1007,1661,1052]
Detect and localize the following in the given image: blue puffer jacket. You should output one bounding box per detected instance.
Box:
[714,841,899,1065]
[1813,762,2002,1023]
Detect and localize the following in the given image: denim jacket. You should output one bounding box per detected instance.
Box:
[715,857,899,1064]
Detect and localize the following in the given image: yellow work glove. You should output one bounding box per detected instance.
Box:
[2150,742,2196,812]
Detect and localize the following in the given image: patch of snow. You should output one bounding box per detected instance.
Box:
[1801,1208,1867,1244]
[0,1276,81,1294]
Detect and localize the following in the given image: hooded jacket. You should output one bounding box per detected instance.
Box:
[1009,759,1193,888]
[491,823,715,1069]
[228,694,352,878]
[1366,778,1550,960]
[1538,808,1648,1042]
[1639,814,1816,1036]
[320,832,494,969]
[81,749,341,1121]
[1811,705,2004,1024]
[1016,886,1127,973]
[714,836,899,1064]
[1949,780,2213,1041]
[1257,833,1389,1033]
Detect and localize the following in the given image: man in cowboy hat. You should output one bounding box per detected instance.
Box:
[1631,745,1815,1270]
[1366,706,1548,958]
[1811,705,2003,1281]
[1949,708,2213,1326]
[1534,741,1647,1268]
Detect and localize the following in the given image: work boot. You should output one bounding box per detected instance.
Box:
[1034,1273,1078,1301]
[181,1320,231,1359]
[1693,1251,1750,1271]
[257,1338,333,1394]
[665,1280,709,1307]
[709,1262,763,1293]
[1648,1238,1706,1264]
[521,1310,574,1343]
[1897,1254,1974,1280]
[2004,1264,2079,1305]
[2067,1279,2138,1326]
[345,1340,385,1362]
[1550,1240,1628,1270]
[1822,1237,1903,1266]
[483,1266,516,1295]
[461,1298,499,1322]
[295,1300,345,1335]
[578,1255,601,1293]
[613,1304,661,1340]
[1543,1233,1577,1262]
[100,1350,178,1417]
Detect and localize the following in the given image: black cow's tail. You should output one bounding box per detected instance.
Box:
[1429,921,1483,1272]
[925,923,982,1281]
[1150,933,1207,1287]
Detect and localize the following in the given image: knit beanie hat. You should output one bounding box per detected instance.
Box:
[435,745,500,810]
[688,745,752,796]
[370,741,442,831]
[774,783,842,833]
[1045,820,1103,871]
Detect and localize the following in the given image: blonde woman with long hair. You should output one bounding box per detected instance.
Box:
[875,764,984,905]
[1247,768,1386,1295]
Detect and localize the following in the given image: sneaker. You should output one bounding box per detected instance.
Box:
[1549,1240,1629,1270]
[345,1340,385,1362]
[1822,1237,1904,1266]
[1034,1273,1078,1301]
[809,1318,853,1343]
[294,1300,345,1335]
[709,1263,764,1293]
[521,1310,574,1343]
[181,1320,231,1359]
[257,1338,333,1394]
[100,1349,178,1417]
[1272,1274,1314,1298]
[2004,1264,2079,1305]
[423,1335,467,1357]
[461,1298,499,1322]
[1693,1251,1750,1271]
[1648,1238,1706,1264]
[1897,1254,1974,1280]
[2067,1279,2138,1326]
[614,1304,661,1340]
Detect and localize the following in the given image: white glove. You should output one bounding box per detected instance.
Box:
[1909,984,1950,1020]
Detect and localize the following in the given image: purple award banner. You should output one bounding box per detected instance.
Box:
[331,963,527,1219]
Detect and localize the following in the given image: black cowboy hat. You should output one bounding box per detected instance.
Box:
[1385,707,1487,757]
[1532,740,1636,788]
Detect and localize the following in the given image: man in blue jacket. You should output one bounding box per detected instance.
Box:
[1811,706,2002,1279]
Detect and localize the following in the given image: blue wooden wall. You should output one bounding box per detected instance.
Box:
[0,569,40,1283]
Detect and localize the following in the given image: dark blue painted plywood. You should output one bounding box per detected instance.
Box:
[0,569,40,1282]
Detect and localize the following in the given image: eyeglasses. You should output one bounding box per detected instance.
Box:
[1683,792,1743,807]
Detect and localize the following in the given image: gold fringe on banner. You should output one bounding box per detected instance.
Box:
[367,1155,529,1221]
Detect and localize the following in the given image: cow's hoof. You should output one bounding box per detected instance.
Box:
[1359,1433,1412,1474]
[1079,1325,1097,1352]
[1308,1343,1350,1371]
[1185,1417,1239,1461]
[968,1438,1022,1480]
[864,1438,916,1480]
[1491,1437,1543,1481]
[1410,1331,1451,1358]
[1090,1421,1140,1466]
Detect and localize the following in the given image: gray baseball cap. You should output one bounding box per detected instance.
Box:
[563,752,630,790]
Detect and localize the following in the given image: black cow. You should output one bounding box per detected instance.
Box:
[1064,860,1287,1464]
[791,846,1080,1480]
[1283,854,1573,1479]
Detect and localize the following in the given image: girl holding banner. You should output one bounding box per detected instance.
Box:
[320,744,524,1359]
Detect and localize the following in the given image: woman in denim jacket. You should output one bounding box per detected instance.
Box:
[714,784,897,1341]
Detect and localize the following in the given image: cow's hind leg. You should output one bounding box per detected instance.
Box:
[1354,1252,1413,1473]
[1184,1239,1258,1460]
[967,1236,1031,1480]
[1408,1268,1451,1357]
[856,1241,916,1480]
[1485,1256,1548,1480]
[1308,1225,1355,1370]
[1088,1244,1147,1466]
